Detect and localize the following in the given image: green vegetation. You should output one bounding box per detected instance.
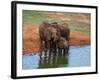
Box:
[68,20,90,35]
[23,10,59,25]
[23,10,90,35]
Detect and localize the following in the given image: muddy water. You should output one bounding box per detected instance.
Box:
[22,45,90,69]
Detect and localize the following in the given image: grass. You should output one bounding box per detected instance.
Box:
[68,20,90,35]
[23,10,59,25]
[23,10,90,35]
[64,13,91,21]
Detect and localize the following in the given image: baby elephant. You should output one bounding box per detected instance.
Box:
[57,37,69,55]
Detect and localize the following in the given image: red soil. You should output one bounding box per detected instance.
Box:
[23,24,90,54]
[23,24,41,54]
[69,32,90,46]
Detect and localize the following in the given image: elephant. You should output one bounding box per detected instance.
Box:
[51,22,70,54]
[49,24,61,52]
[57,37,69,55]
[51,22,70,41]
[39,22,61,53]
[39,22,51,51]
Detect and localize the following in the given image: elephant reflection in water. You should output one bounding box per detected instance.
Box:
[39,49,69,68]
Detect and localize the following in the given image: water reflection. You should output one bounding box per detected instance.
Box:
[39,51,69,68]
[22,49,69,69]
[22,45,90,69]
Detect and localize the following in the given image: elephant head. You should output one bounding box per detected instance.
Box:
[47,26,60,42]
[57,37,69,49]
[50,23,61,42]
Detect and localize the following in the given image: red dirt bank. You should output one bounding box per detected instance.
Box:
[23,24,90,54]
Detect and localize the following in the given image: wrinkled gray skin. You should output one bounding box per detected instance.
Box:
[39,22,60,53]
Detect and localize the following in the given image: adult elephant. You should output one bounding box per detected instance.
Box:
[39,21,60,53]
[51,22,70,54]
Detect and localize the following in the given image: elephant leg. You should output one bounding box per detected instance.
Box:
[44,41,48,57]
[55,43,57,52]
[48,41,51,52]
[51,41,54,52]
[51,42,56,53]
[39,40,43,59]
[64,46,70,56]
[58,47,60,54]
[66,43,69,54]
[48,41,52,56]
[54,43,57,55]
[67,41,70,53]
[50,41,53,52]
[41,40,43,50]
[63,48,66,56]
[54,43,56,52]
[67,46,69,54]
[58,48,62,55]
[39,53,42,59]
